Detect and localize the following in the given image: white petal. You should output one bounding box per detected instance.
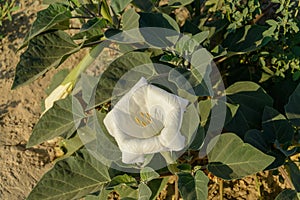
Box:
[146,85,188,150]
[43,82,72,115]
[122,151,144,164]
[114,77,148,112]
[104,110,167,159]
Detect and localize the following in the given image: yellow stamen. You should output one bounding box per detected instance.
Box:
[141,121,147,127]
[146,112,152,121]
[135,117,141,125]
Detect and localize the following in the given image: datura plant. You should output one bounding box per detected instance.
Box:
[12,0,300,199]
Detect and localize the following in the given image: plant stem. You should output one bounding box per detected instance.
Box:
[174,175,179,200]
[255,174,261,199]
[219,178,223,200]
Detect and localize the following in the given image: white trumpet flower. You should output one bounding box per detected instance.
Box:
[43,82,73,115]
[103,77,189,164]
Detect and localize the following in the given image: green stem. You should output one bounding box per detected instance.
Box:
[62,42,106,85]
[219,178,223,200]
[255,174,261,199]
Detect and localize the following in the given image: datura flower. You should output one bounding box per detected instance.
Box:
[42,82,73,115]
[103,77,189,164]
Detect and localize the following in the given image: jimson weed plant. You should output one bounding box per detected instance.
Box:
[12,0,300,199]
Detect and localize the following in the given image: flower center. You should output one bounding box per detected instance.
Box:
[134,112,152,127]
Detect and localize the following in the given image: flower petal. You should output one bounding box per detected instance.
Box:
[146,84,188,150]
[122,151,144,164]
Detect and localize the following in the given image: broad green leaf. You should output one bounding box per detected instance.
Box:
[114,185,139,199]
[121,8,140,30]
[225,81,273,137]
[222,25,270,53]
[100,0,113,23]
[140,167,160,182]
[27,149,111,200]
[190,48,214,96]
[75,73,99,105]
[175,31,209,55]
[27,96,85,148]
[275,189,299,200]
[77,111,121,166]
[198,98,238,128]
[111,0,132,13]
[207,133,275,180]
[138,12,180,48]
[286,161,300,192]
[244,129,287,170]
[54,134,90,162]
[168,67,210,97]
[138,183,152,200]
[285,83,300,127]
[132,0,153,12]
[45,69,69,95]
[147,177,169,200]
[178,170,209,200]
[181,104,200,147]
[262,106,294,145]
[72,18,107,41]
[12,31,80,89]
[92,52,155,107]
[189,125,205,150]
[22,4,71,46]
[107,174,137,189]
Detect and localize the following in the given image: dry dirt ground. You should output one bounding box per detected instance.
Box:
[0,1,293,200]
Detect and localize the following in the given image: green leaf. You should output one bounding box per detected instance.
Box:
[111,0,132,13]
[27,149,111,200]
[140,167,160,182]
[225,81,273,137]
[12,31,80,89]
[138,12,180,47]
[207,133,275,180]
[92,51,155,107]
[222,25,270,54]
[22,4,71,46]
[72,18,107,41]
[285,83,300,127]
[27,96,85,147]
[77,111,122,166]
[285,161,300,192]
[262,106,294,145]
[178,170,209,200]
[54,134,86,162]
[138,183,152,200]
[45,69,69,95]
[244,129,287,170]
[275,189,300,200]
[114,185,139,199]
[121,8,140,30]
[107,174,137,189]
[132,0,153,12]
[175,31,209,55]
[181,104,200,146]
[147,178,169,200]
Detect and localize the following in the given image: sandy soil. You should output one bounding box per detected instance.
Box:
[0,1,293,200]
